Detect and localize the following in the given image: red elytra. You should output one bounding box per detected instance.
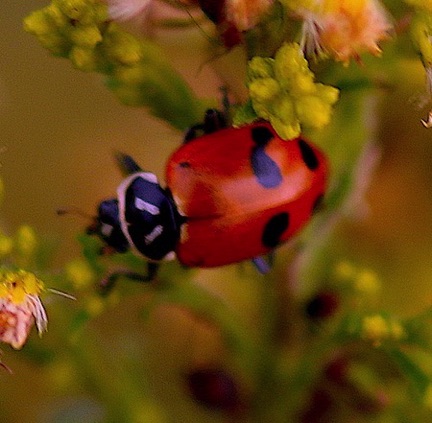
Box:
[166,121,327,268]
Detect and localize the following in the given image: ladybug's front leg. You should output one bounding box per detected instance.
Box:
[99,262,159,295]
[184,109,228,142]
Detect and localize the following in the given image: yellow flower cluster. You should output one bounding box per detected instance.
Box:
[333,261,381,298]
[361,314,405,347]
[24,0,205,130]
[236,42,339,139]
[23,0,108,71]
[0,269,44,304]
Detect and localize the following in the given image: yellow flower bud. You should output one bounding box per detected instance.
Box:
[70,24,102,47]
[86,296,105,317]
[103,27,142,65]
[65,258,95,290]
[249,78,280,102]
[115,66,146,85]
[59,0,89,20]
[355,269,381,296]
[15,225,37,258]
[361,315,388,346]
[389,321,405,341]
[39,33,70,55]
[70,46,99,71]
[295,95,332,128]
[250,99,272,120]
[0,235,13,257]
[273,96,296,123]
[316,83,340,105]
[46,4,69,27]
[274,43,309,80]
[248,56,275,79]
[333,260,356,280]
[270,116,301,140]
[23,10,53,35]
[287,71,317,97]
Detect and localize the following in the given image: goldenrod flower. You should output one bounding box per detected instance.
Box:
[296,0,392,63]
[0,270,47,349]
[235,42,339,138]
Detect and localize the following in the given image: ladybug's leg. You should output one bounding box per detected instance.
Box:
[202,108,227,133]
[183,108,228,142]
[184,123,205,143]
[251,256,271,274]
[99,262,159,295]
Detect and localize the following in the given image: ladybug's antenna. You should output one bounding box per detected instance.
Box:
[114,152,142,175]
[56,206,94,222]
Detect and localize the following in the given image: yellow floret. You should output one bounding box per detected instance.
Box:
[70,46,99,71]
[248,56,275,79]
[70,24,102,47]
[23,10,54,35]
[249,78,280,102]
[15,225,37,257]
[295,95,332,128]
[361,314,389,346]
[65,258,95,290]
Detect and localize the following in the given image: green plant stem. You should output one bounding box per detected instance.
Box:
[68,329,156,422]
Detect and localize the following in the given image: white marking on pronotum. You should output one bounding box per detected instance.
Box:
[117,172,160,254]
[135,197,160,215]
[145,225,163,245]
[140,172,159,184]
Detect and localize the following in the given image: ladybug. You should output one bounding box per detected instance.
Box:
[88,111,327,274]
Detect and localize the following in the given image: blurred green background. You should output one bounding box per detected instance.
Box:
[1,1,432,422]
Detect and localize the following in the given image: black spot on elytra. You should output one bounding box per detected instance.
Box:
[262,212,289,248]
[298,139,319,171]
[179,161,191,168]
[251,125,274,146]
[250,126,282,188]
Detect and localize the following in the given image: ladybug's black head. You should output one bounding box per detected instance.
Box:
[87,198,130,254]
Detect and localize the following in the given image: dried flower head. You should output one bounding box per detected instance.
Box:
[225,0,274,31]
[0,269,47,349]
[298,0,392,63]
